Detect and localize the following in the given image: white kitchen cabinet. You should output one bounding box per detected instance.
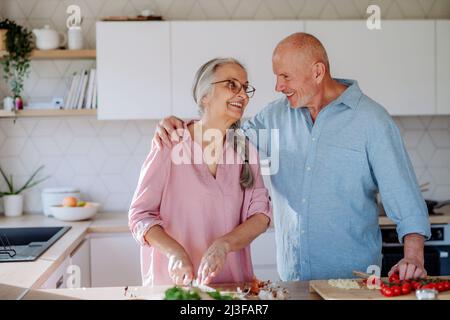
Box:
[40,239,90,289]
[69,239,91,288]
[171,21,304,119]
[251,228,279,281]
[305,20,436,115]
[40,256,70,289]
[90,233,141,287]
[96,22,172,120]
[437,21,450,115]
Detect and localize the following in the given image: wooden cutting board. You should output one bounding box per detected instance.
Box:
[309,277,450,300]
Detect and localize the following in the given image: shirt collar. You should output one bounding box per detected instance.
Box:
[332,78,363,110]
[182,120,235,152]
[290,78,363,111]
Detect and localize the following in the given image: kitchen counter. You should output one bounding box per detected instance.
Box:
[0,212,129,300]
[1,211,450,300]
[21,281,320,300]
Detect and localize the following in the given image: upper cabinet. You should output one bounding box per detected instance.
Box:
[305,21,436,116]
[95,20,448,119]
[437,21,450,115]
[171,21,303,118]
[96,22,171,120]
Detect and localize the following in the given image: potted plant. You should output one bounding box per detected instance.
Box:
[0,165,50,217]
[0,19,34,110]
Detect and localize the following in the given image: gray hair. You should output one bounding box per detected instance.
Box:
[192,58,254,189]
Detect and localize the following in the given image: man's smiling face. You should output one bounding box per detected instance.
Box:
[272,47,318,109]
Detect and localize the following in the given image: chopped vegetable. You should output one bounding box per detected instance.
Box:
[328,279,360,289]
[207,290,234,300]
[164,287,201,300]
[164,286,235,300]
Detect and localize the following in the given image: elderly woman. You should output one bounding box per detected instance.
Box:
[128,58,272,286]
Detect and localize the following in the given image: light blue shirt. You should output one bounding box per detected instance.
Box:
[242,79,431,281]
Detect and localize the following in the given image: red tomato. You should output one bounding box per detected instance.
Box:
[411,281,422,290]
[436,282,446,292]
[392,285,402,296]
[401,282,412,295]
[389,273,400,284]
[443,281,450,291]
[381,287,394,297]
[422,283,436,290]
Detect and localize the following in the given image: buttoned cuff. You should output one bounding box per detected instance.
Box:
[396,215,431,244]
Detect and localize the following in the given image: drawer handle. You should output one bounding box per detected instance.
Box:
[56,275,64,288]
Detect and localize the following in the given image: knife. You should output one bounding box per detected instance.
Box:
[352,270,371,279]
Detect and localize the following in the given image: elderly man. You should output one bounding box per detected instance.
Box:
[153,32,431,281]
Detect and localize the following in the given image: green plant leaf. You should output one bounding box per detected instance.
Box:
[0,166,14,192]
[15,165,49,194]
[16,175,50,194]
[0,19,33,98]
[9,174,14,193]
[0,165,50,195]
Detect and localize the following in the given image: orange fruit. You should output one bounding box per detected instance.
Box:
[62,196,78,207]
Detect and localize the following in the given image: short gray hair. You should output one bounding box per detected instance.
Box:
[192,58,254,189]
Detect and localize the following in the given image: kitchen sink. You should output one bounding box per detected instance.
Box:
[0,226,71,262]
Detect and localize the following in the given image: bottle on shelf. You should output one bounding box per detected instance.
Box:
[14,96,23,110]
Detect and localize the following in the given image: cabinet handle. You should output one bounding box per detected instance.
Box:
[56,275,64,289]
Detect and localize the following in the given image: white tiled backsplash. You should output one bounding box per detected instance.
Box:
[0,0,450,213]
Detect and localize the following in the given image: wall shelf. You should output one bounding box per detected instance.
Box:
[0,49,96,60]
[0,109,97,118]
[0,110,15,117]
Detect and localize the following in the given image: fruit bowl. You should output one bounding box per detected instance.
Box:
[50,202,100,221]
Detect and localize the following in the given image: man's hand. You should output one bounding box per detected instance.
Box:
[167,250,194,286]
[153,116,185,149]
[197,239,231,285]
[388,233,427,280]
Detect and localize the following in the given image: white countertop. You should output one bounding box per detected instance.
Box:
[0,212,128,299]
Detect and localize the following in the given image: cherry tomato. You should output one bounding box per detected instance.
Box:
[411,281,421,290]
[401,282,412,295]
[381,287,394,297]
[422,283,436,290]
[443,281,450,291]
[436,282,446,292]
[389,273,400,283]
[392,285,402,296]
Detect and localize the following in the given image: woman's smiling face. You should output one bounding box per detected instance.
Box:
[201,63,250,123]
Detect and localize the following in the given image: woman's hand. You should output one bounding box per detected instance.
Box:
[167,251,194,286]
[197,240,231,285]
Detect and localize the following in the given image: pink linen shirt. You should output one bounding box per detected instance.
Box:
[128,123,272,286]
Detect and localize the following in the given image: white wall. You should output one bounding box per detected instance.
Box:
[1,0,450,214]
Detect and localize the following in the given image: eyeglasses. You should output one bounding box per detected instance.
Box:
[211,79,256,98]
